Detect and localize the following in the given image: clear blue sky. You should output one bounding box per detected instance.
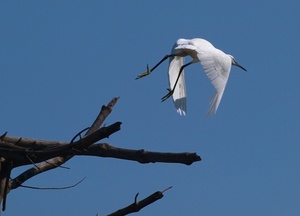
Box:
[1,1,300,215]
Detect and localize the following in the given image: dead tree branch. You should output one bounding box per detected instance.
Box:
[82,144,201,165]
[0,97,120,210]
[107,186,172,216]
[0,96,201,214]
[0,122,122,166]
[86,97,119,136]
[19,177,86,190]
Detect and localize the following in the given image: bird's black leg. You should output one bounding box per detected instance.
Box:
[135,54,175,79]
[161,61,193,102]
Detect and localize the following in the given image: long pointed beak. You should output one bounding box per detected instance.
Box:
[234,61,247,72]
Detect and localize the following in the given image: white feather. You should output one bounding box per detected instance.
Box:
[168,40,188,115]
[197,48,232,115]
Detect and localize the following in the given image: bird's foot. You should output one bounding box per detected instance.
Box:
[135,64,152,80]
[161,88,174,102]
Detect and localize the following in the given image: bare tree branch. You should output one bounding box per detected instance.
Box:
[1,97,121,210]
[9,125,122,190]
[86,97,119,136]
[19,177,86,190]
[0,122,122,167]
[9,140,199,191]
[0,96,202,214]
[81,143,201,165]
[107,186,172,216]
[0,160,13,211]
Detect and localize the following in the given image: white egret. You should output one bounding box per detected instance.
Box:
[136,38,247,116]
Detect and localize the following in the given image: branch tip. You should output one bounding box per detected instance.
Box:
[0,132,7,140]
[134,193,139,203]
[15,138,22,145]
[106,97,120,109]
[161,186,172,193]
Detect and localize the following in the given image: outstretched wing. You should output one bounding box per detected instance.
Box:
[197,49,232,115]
[168,41,187,116]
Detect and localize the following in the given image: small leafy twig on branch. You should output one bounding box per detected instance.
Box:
[107,186,172,216]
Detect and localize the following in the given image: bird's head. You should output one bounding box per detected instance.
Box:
[228,55,247,71]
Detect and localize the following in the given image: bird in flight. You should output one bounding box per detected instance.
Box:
[136,38,247,116]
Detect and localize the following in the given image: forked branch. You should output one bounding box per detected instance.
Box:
[0,97,120,210]
[0,96,201,214]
